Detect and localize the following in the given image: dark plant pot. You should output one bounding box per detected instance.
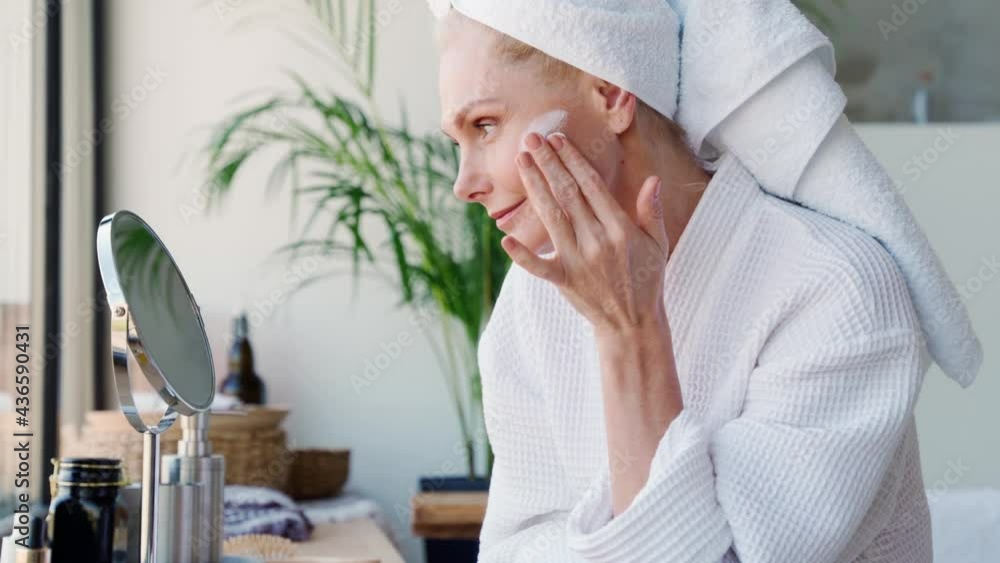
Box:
[419,476,490,563]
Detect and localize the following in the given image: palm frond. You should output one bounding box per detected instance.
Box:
[201,3,504,478]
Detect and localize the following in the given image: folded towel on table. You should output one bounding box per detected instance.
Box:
[224,485,314,542]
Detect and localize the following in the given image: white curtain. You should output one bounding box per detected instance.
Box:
[0,0,98,526]
[0,0,45,524]
[58,0,98,432]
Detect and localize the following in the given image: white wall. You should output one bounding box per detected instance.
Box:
[103,2,456,561]
[1,0,34,303]
[856,124,1000,491]
[102,3,998,561]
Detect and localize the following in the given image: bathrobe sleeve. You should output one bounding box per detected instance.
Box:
[564,327,930,563]
[476,264,589,563]
[477,457,587,563]
[476,363,592,563]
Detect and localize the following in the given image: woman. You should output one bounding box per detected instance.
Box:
[433,1,981,562]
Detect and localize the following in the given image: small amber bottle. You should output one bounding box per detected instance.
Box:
[219,312,266,405]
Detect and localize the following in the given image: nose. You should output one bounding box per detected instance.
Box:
[452,159,491,203]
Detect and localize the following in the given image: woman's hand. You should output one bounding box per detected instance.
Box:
[506,131,684,516]
[503,132,669,338]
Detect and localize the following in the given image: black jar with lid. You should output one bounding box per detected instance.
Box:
[47,457,129,563]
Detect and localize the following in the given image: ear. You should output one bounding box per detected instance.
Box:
[591,79,638,135]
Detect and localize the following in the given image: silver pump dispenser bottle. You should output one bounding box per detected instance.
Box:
[160,412,226,562]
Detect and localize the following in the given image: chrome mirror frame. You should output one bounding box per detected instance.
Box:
[96,210,215,563]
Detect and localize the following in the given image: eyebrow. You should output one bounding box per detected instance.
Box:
[442,96,503,135]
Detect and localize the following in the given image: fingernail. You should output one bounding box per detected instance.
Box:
[523,133,542,150]
[654,178,662,200]
[517,152,533,168]
[547,133,565,150]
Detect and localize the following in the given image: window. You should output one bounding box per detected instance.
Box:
[826,0,1000,122]
[1,0,40,524]
[1,0,101,534]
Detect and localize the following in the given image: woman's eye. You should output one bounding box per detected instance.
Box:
[474,121,496,137]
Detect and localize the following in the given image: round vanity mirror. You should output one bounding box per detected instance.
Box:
[96,210,216,563]
[97,211,215,423]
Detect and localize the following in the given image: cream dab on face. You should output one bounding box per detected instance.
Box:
[520,109,569,151]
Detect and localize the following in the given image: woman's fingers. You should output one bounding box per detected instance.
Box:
[517,151,576,251]
[546,133,630,227]
[501,235,564,283]
[523,133,600,234]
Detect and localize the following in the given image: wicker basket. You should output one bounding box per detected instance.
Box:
[282,448,350,500]
[60,407,293,490]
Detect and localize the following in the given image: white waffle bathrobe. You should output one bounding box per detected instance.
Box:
[476,153,933,563]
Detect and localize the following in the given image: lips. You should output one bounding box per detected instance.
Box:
[489,200,526,221]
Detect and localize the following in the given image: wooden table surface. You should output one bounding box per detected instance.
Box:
[297,518,405,563]
[411,491,488,540]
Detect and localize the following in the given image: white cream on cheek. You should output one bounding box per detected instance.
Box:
[502,109,569,255]
[519,109,568,151]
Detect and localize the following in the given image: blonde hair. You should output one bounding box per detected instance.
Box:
[437,9,689,149]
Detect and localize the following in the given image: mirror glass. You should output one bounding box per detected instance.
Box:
[105,212,215,413]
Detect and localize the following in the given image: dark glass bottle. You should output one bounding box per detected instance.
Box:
[47,457,129,563]
[219,312,266,404]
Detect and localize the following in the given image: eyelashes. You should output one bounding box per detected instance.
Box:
[444,118,499,148]
[473,119,497,138]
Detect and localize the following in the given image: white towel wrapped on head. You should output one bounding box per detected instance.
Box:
[430,0,983,387]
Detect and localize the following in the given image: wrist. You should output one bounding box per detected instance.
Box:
[594,304,670,347]
[595,306,680,396]
[595,311,673,379]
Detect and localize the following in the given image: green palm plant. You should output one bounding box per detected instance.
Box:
[204,1,505,479]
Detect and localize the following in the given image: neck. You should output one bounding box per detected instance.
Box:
[616,128,712,256]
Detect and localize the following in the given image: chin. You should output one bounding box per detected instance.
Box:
[498,205,553,255]
[510,223,552,256]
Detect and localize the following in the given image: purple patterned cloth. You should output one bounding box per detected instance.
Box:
[223,485,314,541]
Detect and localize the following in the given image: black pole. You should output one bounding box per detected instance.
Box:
[92,0,108,411]
[41,0,63,507]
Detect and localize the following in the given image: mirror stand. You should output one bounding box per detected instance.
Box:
[110,304,178,563]
[140,432,160,563]
[97,210,217,563]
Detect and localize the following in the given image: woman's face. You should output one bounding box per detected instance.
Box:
[438,19,623,254]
